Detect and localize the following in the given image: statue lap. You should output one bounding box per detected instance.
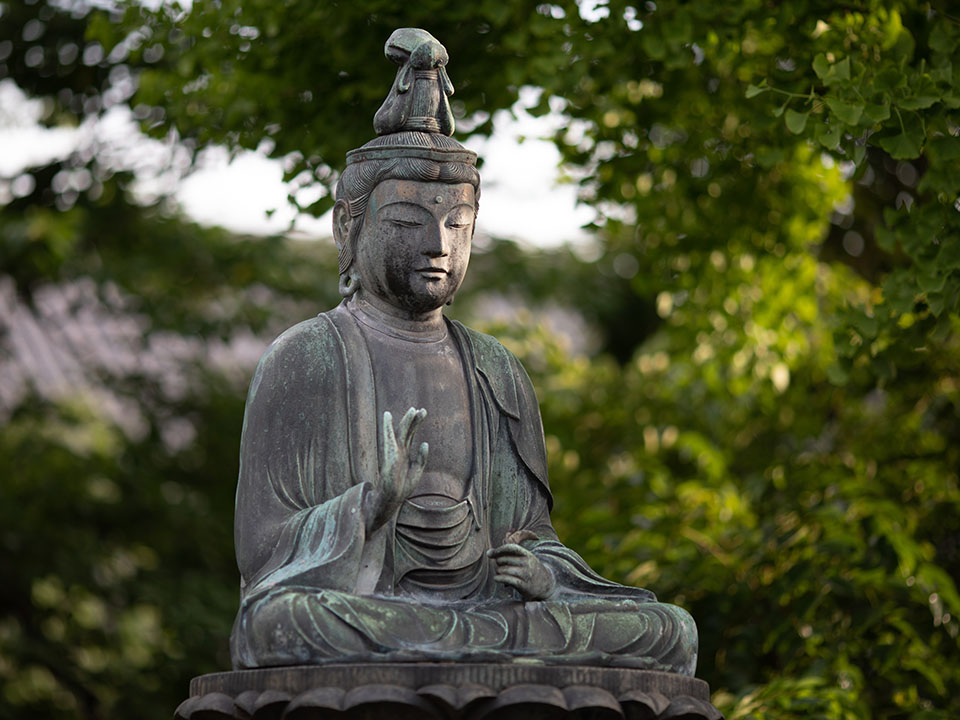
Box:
[239,588,697,672]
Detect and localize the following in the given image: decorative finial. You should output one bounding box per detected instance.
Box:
[342,29,477,169]
[373,28,456,137]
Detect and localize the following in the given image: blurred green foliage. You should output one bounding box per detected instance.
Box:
[1,1,958,718]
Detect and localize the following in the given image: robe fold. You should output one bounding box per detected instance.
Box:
[230,301,698,675]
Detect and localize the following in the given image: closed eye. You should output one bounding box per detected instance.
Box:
[389,219,423,228]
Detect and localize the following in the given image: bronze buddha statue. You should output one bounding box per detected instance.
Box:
[230,28,698,676]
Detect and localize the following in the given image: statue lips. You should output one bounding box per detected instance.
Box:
[416,266,448,280]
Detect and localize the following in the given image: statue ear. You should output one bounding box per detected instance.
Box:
[332,199,352,249]
[333,199,356,279]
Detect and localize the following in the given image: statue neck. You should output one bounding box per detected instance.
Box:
[350,292,447,342]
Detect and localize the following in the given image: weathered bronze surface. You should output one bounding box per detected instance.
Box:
[177,664,723,720]
[229,27,699,678]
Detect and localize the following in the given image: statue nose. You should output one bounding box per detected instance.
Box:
[423,222,450,257]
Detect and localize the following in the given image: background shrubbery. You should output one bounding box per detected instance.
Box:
[2,1,958,717]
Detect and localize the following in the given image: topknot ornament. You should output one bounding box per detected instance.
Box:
[372,28,456,137]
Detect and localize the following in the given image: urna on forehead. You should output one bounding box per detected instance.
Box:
[366,179,475,214]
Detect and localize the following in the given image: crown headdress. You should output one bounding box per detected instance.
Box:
[345,28,478,167]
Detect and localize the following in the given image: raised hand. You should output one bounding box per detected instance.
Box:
[487,542,556,601]
[366,407,429,532]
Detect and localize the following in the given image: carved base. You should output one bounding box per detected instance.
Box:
[176,663,723,719]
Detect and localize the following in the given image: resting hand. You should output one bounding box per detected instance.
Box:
[487,542,556,600]
[366,408,428,531]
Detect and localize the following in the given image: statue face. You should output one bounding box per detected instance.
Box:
[353,179,476,314]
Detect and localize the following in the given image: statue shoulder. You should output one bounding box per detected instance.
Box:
[247,312,345,401]
[258,313,342,365]
[455,323,515,361]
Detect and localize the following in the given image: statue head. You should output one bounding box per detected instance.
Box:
[333,29,481,305]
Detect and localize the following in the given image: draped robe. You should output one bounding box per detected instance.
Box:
[230,301,698,674]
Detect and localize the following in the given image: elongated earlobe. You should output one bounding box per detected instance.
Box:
[332,200,354,276]
[339,271,361,298]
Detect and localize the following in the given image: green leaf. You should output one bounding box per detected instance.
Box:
[882,207,903,228]
[936,238,960,271]
[930,64,952,84]
[837,330,861,358]
[876,131,923,159]
[813,54,851,87]
[875,67,906,92]
[871,354,896,380]
[853,144,866,166]
[305,195,335,216]
[932,313,954,342]
[862,103,891,124]
[854,313,879,339]
[826,363,849,386]
[785,109,809,134]
[883,271,918,313]
[918,271,947,294]
[929,20,955,54]
[641,32,666,61]
[817,124,841,150]
[662,11,693,45]
[527,94,551,118]
[927,291,946,316]
[927,137,960,163]
[874,225,897,252]
[833,56,851,81]
[745,84,768,99]
[757,148,786,167]
[812,53,830,80]
[825,98,864,125]
[898,95,939,110]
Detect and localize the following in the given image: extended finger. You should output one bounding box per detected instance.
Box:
[486,544,529,559]
[402,442,429,495]
[405,408,427,448]
[381,411,398,473]
[409,441,429,474]
[398,407,427,449]
[397,407,416,442]
[382,410,396,448]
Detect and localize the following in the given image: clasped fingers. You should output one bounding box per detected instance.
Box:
[487,543,556,601]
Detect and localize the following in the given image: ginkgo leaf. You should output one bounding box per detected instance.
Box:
[785,109,809,134]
